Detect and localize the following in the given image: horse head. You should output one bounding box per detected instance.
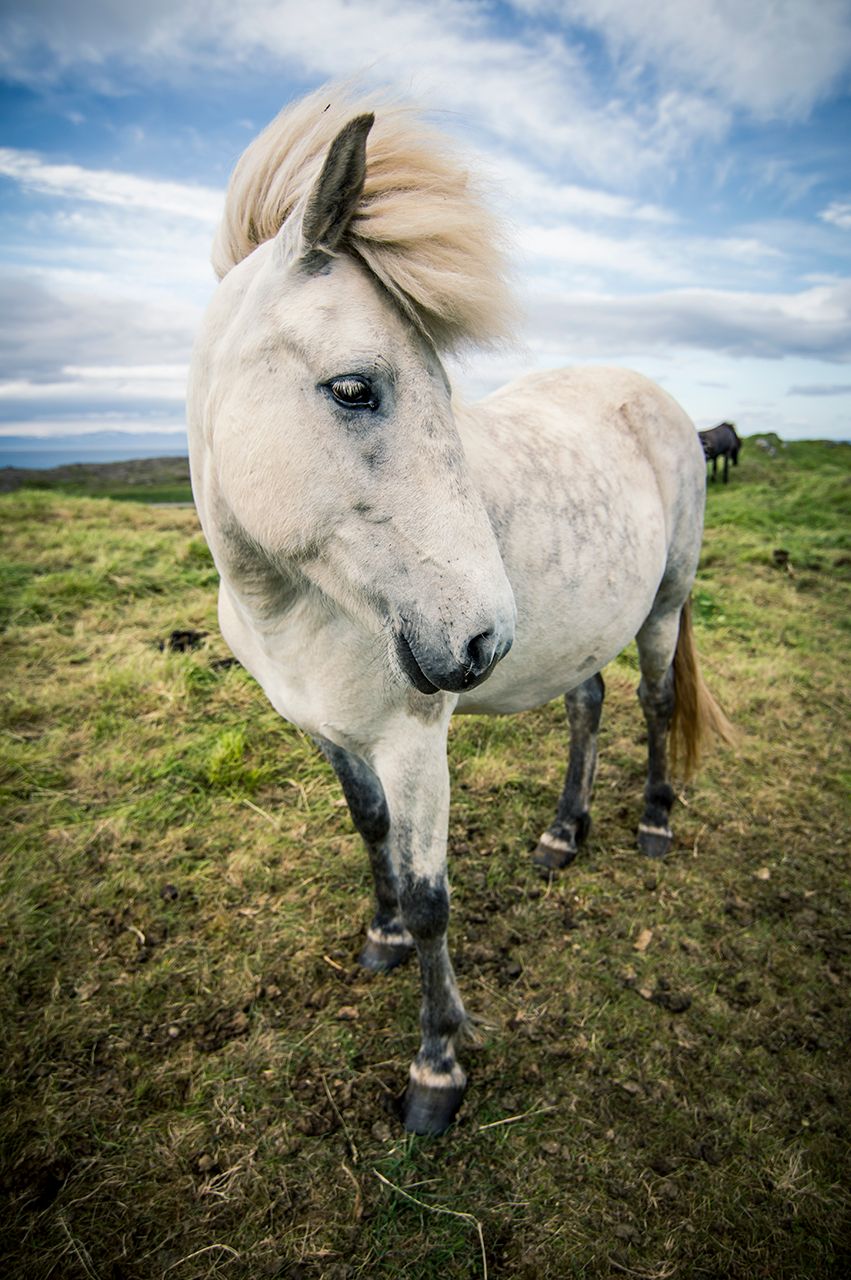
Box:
[190,112,515,695]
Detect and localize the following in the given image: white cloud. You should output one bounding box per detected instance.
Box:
[524,0,851,120]
[523,279,851,362]
[0,273,201,383]
[0,1,746,184]
[0,418,187,439]
[0,0,188,84]
[0,369,186,405]
[820,199,851,230]
[226,1,710,183]
[518,223,679,284]
[0,148,222,223]
[63,363,188,380]
[514,221,784,292]
[480,151,678,225]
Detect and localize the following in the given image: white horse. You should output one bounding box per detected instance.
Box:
[188,86,729,1134]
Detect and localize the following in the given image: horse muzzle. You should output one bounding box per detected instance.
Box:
[395,624,513,695]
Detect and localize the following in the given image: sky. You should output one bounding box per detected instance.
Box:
[1,0,850,466]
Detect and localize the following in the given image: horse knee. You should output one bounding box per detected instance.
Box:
[399,876,450,941]
[566,671,604,730]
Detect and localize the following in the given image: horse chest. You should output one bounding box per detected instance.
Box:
[217,581,392,742]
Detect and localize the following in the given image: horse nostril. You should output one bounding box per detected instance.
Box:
[464,630,497,681]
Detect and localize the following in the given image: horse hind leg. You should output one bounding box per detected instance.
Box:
[635,607,680,858]
[532,672,605,872]
[316,738,414,971]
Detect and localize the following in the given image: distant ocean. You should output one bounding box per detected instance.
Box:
[0,432,189,470]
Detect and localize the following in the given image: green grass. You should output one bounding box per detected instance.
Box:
[1,440,850,1278]
[16,480,194,502]
[105,483,194,502]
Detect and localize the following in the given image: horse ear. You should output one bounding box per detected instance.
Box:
[297,112,374,263]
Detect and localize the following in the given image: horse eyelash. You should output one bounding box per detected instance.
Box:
[328,376,379,410]
[335,378,368,398]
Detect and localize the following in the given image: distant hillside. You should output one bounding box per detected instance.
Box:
[0,455,192,503]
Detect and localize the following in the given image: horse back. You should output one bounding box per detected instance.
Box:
[466,365,705,521]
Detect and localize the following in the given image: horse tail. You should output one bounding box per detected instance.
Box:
[670,597,734,779]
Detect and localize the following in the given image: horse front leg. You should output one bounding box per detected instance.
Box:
[532,672,605,871]
[371,718,468,1135]
[316,738,413,971]
[399,872,467,1134]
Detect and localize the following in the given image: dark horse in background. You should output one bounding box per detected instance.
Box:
[699,422,742,483]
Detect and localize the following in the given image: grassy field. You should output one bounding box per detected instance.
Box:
[1,437,849,1278]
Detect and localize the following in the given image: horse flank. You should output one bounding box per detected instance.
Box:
[212,83,515,352]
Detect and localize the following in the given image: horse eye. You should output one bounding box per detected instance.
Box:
[329,376,377,409]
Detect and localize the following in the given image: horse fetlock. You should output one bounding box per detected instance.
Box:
[646,782,675,811]
[420,997,467,1047]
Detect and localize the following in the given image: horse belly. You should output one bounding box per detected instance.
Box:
[456,375,675,714]
[457,520,666,714]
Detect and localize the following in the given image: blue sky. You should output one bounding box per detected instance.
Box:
[1,0,850,464]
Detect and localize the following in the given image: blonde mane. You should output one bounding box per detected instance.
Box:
[212,84,514,352]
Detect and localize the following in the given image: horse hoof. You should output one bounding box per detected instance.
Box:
[531,831,578,873]
[637,824,672,859]
[358,938,413,972]
[402,1078,466,1135]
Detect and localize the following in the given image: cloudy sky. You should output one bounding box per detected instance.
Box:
[1,0,850,463]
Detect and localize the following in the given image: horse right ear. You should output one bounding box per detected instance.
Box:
[279,112,374,270]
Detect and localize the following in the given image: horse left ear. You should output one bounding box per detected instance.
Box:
[293,112,374,265]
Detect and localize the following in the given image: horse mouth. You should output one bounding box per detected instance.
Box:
[395,631,441,695]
